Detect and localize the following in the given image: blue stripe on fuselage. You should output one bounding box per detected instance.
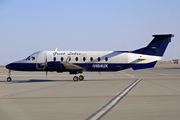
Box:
[71,63,147,71]
[6,62,149,72]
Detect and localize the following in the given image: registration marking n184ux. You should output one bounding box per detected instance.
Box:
[92,64,108,68]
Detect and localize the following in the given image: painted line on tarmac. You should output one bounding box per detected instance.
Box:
[86,78,142,120]
[119,71,135,78]
[0,82,70,99]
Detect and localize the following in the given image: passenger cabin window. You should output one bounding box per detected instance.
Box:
[61,57,63,61]
[90,57,93,61]
[83,57,86,61]
[105,57,108,61]
[75,57,78,61]
[53,57,56,61]
[98,57,100,61]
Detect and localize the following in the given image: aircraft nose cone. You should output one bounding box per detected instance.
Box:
[6,63,12,69]
[6,60,24,70]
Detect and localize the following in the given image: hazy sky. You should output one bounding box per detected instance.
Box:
[0,0,180,65]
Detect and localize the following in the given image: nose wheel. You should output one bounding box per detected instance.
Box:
[73,75,84,82]
[7,69,12,82]
[7,77,12,82]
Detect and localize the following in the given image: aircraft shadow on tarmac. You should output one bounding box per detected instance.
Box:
[12,79,113,83]
[2,79,72,83]
[1,79,121,83]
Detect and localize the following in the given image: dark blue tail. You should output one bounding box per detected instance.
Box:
[132,34,174,56]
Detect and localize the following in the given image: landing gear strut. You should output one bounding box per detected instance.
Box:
[7,69,12,82]
[73,75,84,82]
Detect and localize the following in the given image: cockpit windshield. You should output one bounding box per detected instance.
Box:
[25,56,31,60]
[25,56,35,61]
[24,52,38,61]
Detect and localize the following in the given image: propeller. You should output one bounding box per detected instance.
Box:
[45,51,48,77]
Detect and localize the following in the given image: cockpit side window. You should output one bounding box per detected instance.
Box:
[31,57,35,60]
[26,56,35,61]
[24,52,38,61]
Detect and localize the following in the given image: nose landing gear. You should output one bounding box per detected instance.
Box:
[7,70,12,82]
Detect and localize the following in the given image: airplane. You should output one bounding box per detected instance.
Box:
[6,34,174,82]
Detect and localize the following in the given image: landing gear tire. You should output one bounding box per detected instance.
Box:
[79,75,84,81]
[73,76,79,82]
[7,77,12,82]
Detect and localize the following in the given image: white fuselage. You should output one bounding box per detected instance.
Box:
[42,51,162,64]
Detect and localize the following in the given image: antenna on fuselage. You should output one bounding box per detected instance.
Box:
[55,48,58,51]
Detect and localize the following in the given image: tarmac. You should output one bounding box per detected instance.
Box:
[0,64,180,120]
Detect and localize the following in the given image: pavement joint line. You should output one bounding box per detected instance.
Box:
[119,71,135,77]
[0,82,70,99]
[86,78,142,120]
[1,94,180,99]
[144,80,180,93]
[143,70,168,75]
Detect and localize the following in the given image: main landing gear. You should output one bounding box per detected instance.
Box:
[73,75,84,82]
[7,69,12,82]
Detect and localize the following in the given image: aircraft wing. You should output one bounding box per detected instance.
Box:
[61,56,84,71]
[61,62,84,71]
[44,61,84,71]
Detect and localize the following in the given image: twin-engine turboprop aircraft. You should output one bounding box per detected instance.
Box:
[6,34,174,82]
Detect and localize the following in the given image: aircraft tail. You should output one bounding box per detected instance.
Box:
[132,34,174,56]
[131,34,174,70]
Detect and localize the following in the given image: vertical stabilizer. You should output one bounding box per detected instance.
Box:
[132,34,174,56]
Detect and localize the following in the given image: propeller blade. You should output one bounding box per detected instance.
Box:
[45,51,48,77]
